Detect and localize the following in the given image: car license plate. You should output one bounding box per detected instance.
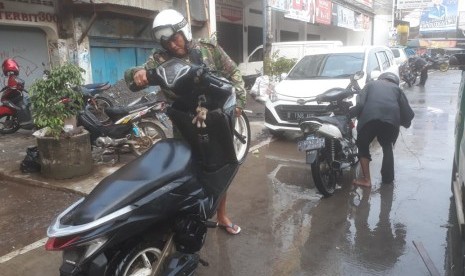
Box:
[288,112,313,120]
[297,137,325,152]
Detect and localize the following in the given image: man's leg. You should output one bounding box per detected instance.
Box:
[419,69,428,85]
[216,193,241,234]
[353,121,377,187]
[354,157,371,187]
[378,123,399,183]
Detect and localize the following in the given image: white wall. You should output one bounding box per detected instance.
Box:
[373,15,391,46]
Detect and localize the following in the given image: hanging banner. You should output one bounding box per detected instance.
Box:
[315,0,331,25]
[216,4,243,24]
[397,0,431,10]
[354,12,370,31]
[284,0,315,23]
[269,0,291,12]
[419,0,458,33]
[354,0,373,9]
[336,5,354,30]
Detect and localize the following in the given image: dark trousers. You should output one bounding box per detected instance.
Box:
[357,120,399,183]
[419,68,428,85]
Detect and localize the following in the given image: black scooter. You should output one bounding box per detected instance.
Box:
[46,58,248,276]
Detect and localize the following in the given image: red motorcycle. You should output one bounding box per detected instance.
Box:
[0,58,34,134]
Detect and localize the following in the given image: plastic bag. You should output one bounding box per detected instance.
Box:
[20,146,41,173]
[250,75,272,102]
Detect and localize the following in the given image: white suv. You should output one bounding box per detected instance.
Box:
[265,45,399,134]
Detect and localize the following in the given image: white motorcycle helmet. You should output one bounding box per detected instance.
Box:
[152,9,192,44]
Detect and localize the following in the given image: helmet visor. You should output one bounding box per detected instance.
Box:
[152,26,176,43]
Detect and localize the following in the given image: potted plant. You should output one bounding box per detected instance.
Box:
[29,62,93,179]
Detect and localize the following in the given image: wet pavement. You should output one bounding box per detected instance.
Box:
[0,70,462,275]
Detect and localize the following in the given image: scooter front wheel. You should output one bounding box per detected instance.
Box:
[0,114,20,134]
[234,111,251,164]
[311,149,337,197]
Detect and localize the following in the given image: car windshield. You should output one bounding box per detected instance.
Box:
[287,53,364,80]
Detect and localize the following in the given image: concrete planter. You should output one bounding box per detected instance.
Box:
[37,129,92,179]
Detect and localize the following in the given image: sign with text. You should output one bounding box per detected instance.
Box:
[315,0,331,25]
[420,0,458,33]
[284,0,315,23]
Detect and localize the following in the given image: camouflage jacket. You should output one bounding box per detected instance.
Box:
[124,38,246,109]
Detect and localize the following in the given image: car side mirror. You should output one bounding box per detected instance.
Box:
[280,73,288,80]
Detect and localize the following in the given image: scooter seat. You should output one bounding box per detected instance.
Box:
[303,115,349,136]
[81,82,110,90]
[70,139,193,224]
[105,100,158,121]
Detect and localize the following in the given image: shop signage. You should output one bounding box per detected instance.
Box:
[0,1,57,22]
[315,0,331,25]
[284,0,315,23]
[216,4,242,24]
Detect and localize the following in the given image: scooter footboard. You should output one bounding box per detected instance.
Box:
[198,163,239,218]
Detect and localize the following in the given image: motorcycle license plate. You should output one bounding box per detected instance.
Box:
[297,137,325,152]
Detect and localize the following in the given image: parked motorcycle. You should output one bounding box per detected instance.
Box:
[78,82,114,123]
[297,71,363,197]
[76,98,167,157]
[399,60,417,87]
[0,59,34,134]
[46,57,250,275]
[424,53,450,72]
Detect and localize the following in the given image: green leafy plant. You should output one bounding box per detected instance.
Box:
[29,63,85,138]
[264,50,297,78]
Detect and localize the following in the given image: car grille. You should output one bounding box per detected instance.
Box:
[275,104,330,122]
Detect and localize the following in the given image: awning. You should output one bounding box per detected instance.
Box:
[60,0,158,20]
[59,1,158,44]
[407,39,458,49]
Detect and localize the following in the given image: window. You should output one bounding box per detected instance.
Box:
[249,48,263,62]
[391,49,400,58]
[376,51,390,70]
[366,52,380,73]
[287,53,364,80]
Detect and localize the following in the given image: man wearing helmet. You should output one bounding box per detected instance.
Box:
[349,72,414,187]
[125,9,246,235]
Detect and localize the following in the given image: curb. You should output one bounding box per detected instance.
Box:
[0,171,87,197]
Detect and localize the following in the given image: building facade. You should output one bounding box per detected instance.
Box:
[0,0,384,86]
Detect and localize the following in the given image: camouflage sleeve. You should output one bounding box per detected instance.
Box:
[124,66,145,92]
[124,48,165,92]
[213,45,247,109]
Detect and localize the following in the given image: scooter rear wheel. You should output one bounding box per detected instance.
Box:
[107,241,164,276]
[0,114,20,134]
[311,149,337,197]
[131,121,166,156]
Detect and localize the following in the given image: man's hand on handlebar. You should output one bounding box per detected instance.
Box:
[235,107,242,117]
[133,69,149,87]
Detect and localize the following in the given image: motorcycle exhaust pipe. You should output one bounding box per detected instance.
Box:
[95,136,128,147]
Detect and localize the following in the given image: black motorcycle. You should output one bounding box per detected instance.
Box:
[399,60,417,87]
[76,97,167,157]
[297,71,363,197]
[424,53,449,72]
[46,58,250,275]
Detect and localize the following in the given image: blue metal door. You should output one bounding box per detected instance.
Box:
[90,39,153,84]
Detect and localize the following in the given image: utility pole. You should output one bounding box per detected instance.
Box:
[263,0,272,75]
